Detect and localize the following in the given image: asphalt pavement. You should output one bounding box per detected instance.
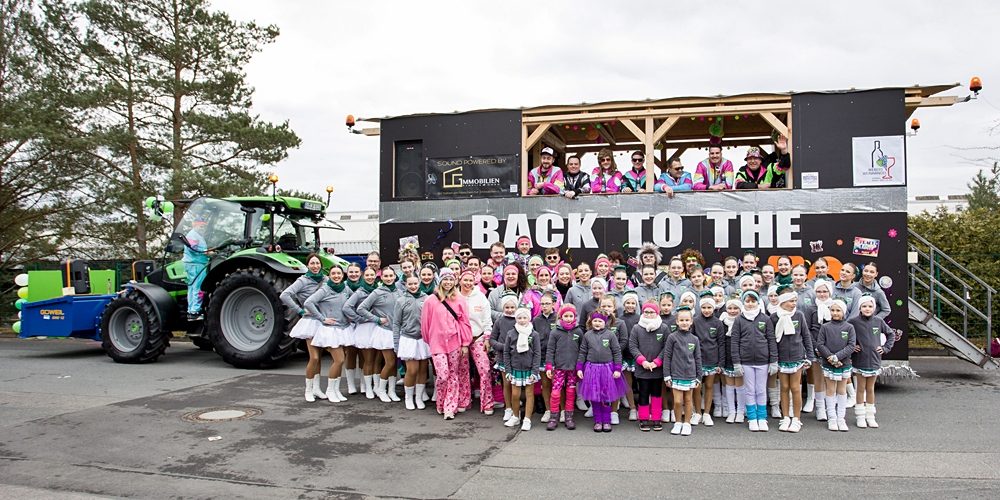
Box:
[0,336,997,499]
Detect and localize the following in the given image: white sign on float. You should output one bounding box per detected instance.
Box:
[852,135,906,186]
[471,211,802,250]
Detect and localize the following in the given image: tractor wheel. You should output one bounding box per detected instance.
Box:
[207,267,295,368]
[190,336,214,351]
[100,289,170,363]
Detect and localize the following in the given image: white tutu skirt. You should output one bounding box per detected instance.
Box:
[352,322,377,348]
[397,336,432,361]
[370,326,395,351]
[289,317,322,340]
[311,325,352,348]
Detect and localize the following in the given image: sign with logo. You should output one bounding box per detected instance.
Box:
[852,135,906,186]
[426,154,519,198]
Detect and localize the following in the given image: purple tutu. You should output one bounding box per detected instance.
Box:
[579,362,628,403]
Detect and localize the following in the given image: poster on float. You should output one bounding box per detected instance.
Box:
[852,135,906,186]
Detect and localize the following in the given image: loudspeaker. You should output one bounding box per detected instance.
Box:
[132,260,156,282]
[62,259,91,294]
[394,140,424,199]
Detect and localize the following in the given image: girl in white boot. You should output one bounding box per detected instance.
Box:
[359,266,404,403]
[849,294,896,428]
[307,265,354,403]
[343,267,380,399]
[809,280,835,421]
[816,300,857,431]
[280,253,327,402]
[393,275,430,410]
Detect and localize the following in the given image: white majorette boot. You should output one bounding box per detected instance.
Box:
[375,378,392,403]
[836,394,849,431]
[865,404,879,428]
[312,375,327,400]
[387,376,401,402]
[846,380,857,408]
[815,395,827,421]
[803,383,815,413]
[346,369,358,394]
[365,374,376,399]
[404,386,416,410]
[326,383,341,403]
[855,405,868,428]
[304,378,316,403]
[414,384,427,409]
[713,381,723,417]
[826,395,838,431]
[768,387,780,418]
[333,377,347,401]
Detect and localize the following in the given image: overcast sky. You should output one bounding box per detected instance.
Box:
[214,0,998,211]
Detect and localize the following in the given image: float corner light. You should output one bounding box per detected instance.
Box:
[268,174,279,184]
[346,114,356,128]
[970,76,982,95]
[326,185,334,194]
[910,118,921,133]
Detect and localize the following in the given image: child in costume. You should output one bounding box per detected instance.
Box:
[721,299,745,423]
[503,307,541,431]
[771,284,813,432]
[816,300,857,432]
[545,304,583,430]
[692,296,724,426]
[630,302,670,431]
[577,311,627,432]
[730,290,777,432]
[848,295,895,428]
[662,307,703,436]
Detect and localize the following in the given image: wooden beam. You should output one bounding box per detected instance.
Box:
[565,137,769,154]
[542,130,566,151]
[597,126,617,146]
[522,103,791,125]
[361,127,380,136]
[521,124,528,195]
[904,95,960,108]
[524,123,552,150]
[758,112,789,139]
[620,119,645,142]
[651,116,679,142]
[523,94,792,117]
[668,147,687,162]
[644,117,655,192]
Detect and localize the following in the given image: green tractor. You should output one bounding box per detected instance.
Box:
[99,195,347,368]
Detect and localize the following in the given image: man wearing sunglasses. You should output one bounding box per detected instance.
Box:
[457,244,474,265]
[654,158,694,197]
[621,151,649,193]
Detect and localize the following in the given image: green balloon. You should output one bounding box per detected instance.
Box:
[161,201,174,214]
[14,298,26,311]
[145,196,156,209]
[12,321,21,334]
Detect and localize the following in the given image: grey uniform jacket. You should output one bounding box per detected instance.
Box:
[303,284,352,326]
[833,282,863,319]
[503,327,541,375]
[730,310,778,367]
[563,282,592,309]
[662,330,703,381]
[629,323,670,379]
[358,286,402,330]
[545,325,583,371]
[392,293,427,350]
[532,312,555,369]
[489,315,516,354]
[577,328,622,367]
[343,287,373,325]
[618,312,640,358]
[576,298,601,328]
[856,282,892,320]
[816,319,857,368]
[280,276,322,314]
[661,278,691,302]
[770,310,814,364]
[848,314,895,370]
[487,286,523,322]
[692,313,724,368]
[634,283,663,306]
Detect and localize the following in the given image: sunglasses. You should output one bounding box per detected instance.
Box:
[632,158,644,163]
[599,157,611,162]
[459,251,472,256]
[545,255,559,260]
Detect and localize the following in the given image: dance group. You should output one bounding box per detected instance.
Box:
[280,238,895,435]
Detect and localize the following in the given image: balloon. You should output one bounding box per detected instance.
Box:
[14,273,28,286]
[17,287,28,299]
[12,321,21,334]
[17,311,21,320]
[585,129,600,141]
[161,201,174,214]
[14,298,26,310]
[144,196,156,209]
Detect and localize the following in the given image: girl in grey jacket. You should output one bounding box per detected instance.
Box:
[729,290,777,432]
[857,262,892,321]
[544,304,584,430]
[358,266,404,403]
[304,266,354,403]
[692,297,724,427]
[848,295,896,428]
[577,312,627,433]
[503,307,542,431]
[281,254,327,402]
[816,299,857,431]
[769,286,814,432]
[833,263,863,319]
[630,302,670,431]
[393,275,430,410]
[343,267,379,399]
[662,307,703,435]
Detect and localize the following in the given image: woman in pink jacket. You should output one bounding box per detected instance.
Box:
[591,148,623,193]
[421,268,473,419]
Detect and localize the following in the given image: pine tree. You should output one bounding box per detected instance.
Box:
[966,162,1000,212]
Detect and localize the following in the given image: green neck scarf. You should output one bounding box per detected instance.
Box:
[304,271,324,283]
[358,280,376,293]
[345,278,362,291]
[326,279,346,293]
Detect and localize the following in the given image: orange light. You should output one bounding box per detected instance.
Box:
[970,76,982,93]
[325,185,334,194]
[268,174,279,184]
[346,114,356,127]
[910,118,921,131]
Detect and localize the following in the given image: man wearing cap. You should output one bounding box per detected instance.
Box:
[762,134,791,189]
[182,213,214,320]
[527,147,565,196]
[692,144,735,191]
[735,147,770,190]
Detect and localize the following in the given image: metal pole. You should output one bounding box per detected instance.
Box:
[929,248,936,314]
[963,284,969,338]
[988,290,994,359]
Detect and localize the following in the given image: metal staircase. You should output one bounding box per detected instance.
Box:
[908,230,998,369]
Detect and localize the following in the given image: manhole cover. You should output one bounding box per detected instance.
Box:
[182,407,262,423]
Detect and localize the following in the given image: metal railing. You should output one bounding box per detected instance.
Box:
[908,230,995,356]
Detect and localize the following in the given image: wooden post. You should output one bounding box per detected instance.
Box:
[521,123,528,196]
[644,117,655,192]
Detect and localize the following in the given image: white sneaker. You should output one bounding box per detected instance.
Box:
[702,413,714,427]
[770,405,781,419]
[628,409,638,421]
[778,416,791,431]
[484,409,494,416]
[585,407,594,418]
[713,405,723,418]
[540,411,551,423]
[503,408,513,421]
[748,419,759,432]
[803,396,815,413]
[661,411,670,423]
[838,418,849,432]
[620,396,631,409]
[670,422,683,435]
[789,417,803,433]
[610,412,620,425]
[681,423,692,436]
[865,405,879,428]
[758,419,769,432]
[725,413,736,424]
[559,411,565,423]
[504,416,520,428]
[827,419,839,431]
[735,411,745,423]
[691,413,701,426]
[576,397,588,411]
[520,418,532,431]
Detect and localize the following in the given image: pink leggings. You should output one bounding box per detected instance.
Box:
[549,369,577,413]
[432,349,464,415]
[468,336,494,412]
